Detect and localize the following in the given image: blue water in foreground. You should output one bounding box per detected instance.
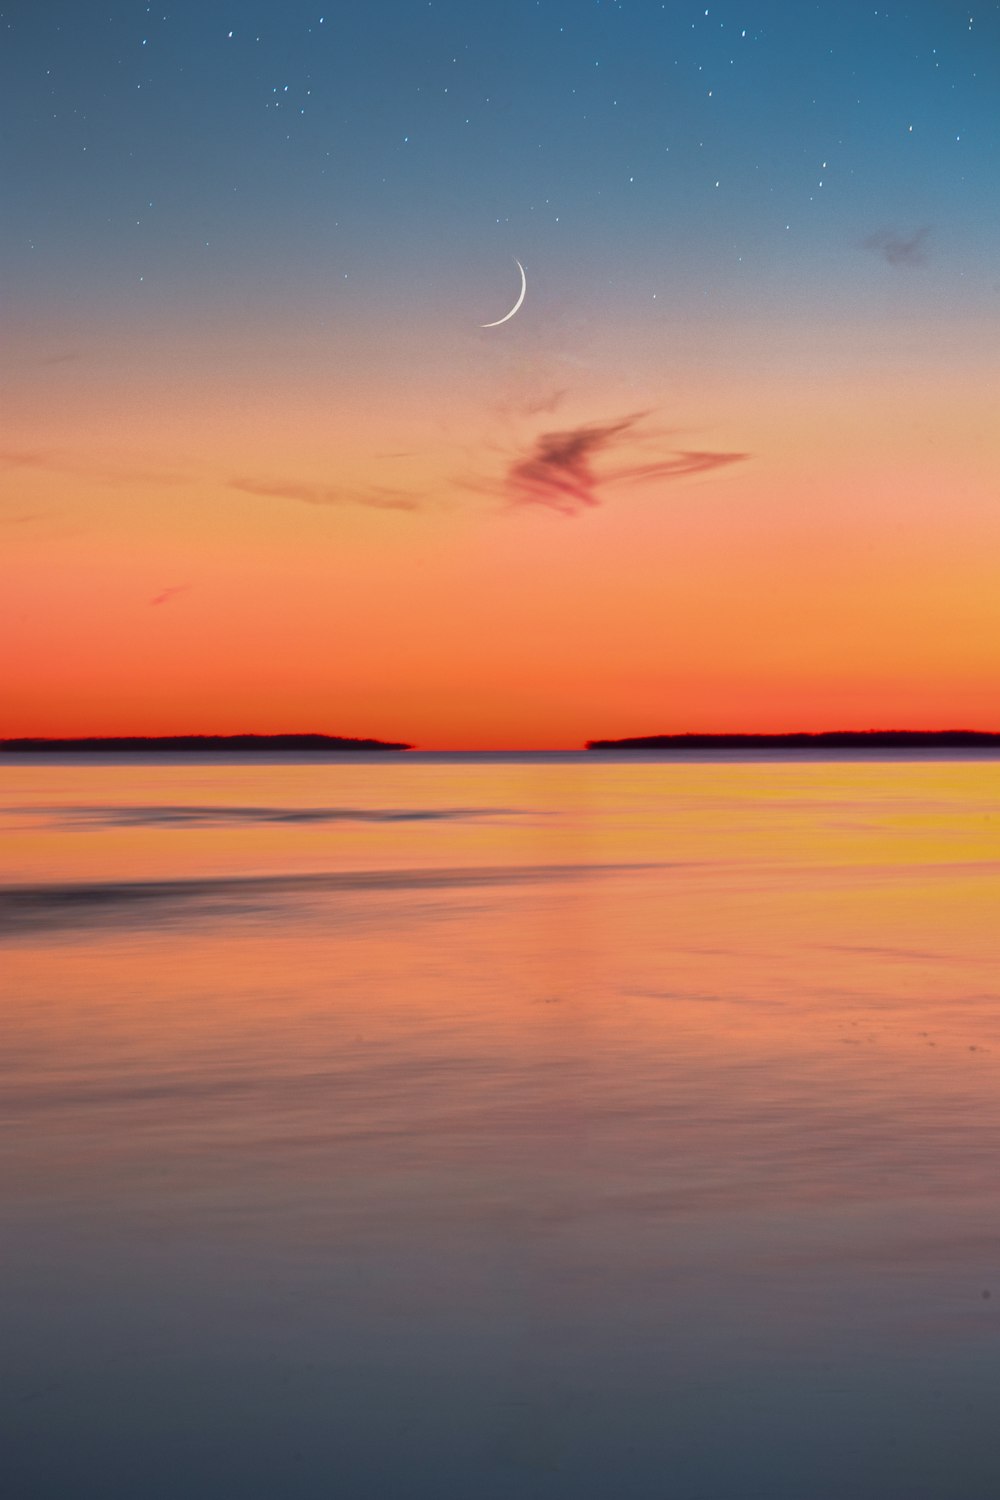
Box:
[3,753,1000,1499]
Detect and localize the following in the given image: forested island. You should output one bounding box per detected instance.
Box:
[586,730,1000,751]
[0,734,411,753]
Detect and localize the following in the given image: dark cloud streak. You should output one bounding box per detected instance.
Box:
[150,584,190,607]
[508,416,639,513]
[231,477,420,512]
[231,413,746,522]
[493,414,748,515]
[863,226,930,267]
[0,448,186,486]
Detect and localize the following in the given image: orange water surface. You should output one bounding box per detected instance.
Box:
[3,753,1000,1498]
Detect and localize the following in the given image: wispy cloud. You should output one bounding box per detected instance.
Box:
[230,477,421,512]
[0,448,186,486]
[863,226,930,267]
[0,511,46,527]
[507,415,639,513]
[468,412,748,516]
[230,410,745,522]
[150,584,191,607]
[0,449,49,470]
[522,388,568,416]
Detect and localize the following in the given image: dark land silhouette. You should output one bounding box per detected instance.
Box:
[586,729,1000,750]
[1,734,411,754]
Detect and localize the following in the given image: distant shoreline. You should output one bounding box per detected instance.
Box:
[3,730,1000,757]
[0,734,411,754]
[586,730,1000,751]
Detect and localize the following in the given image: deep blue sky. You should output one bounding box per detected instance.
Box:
[4,0,998,327]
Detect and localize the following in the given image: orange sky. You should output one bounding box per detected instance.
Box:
[4,305,999,748]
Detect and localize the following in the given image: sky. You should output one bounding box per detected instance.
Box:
[2,0,998,748]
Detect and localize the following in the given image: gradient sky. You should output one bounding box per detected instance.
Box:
[2,0,998,747]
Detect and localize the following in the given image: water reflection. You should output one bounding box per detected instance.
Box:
[2,755,1000,1498]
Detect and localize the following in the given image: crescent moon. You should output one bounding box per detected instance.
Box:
[481,260,526,328]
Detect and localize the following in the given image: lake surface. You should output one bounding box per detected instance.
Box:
[3,752,1000,1499]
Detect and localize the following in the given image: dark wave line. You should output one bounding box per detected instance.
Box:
[0,862,664,935]
[9,804,517,828]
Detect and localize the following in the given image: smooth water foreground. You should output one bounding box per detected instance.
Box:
[3,752,1000,1499]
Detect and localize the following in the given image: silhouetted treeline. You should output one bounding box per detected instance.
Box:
[1,734,411,753]
[586,730,1000,750]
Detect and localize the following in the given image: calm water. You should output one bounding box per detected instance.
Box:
[3,753,1000,1499]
